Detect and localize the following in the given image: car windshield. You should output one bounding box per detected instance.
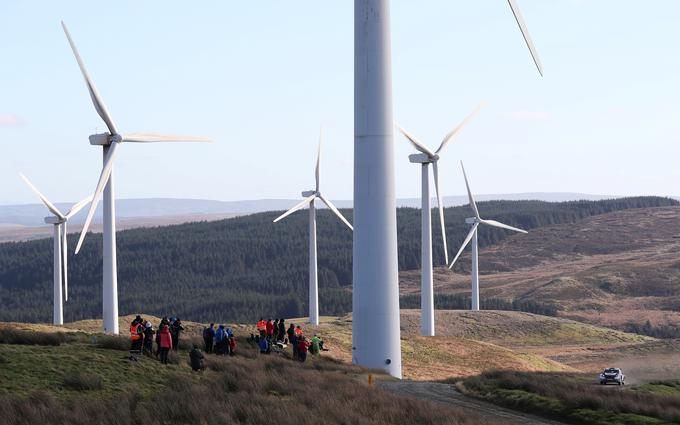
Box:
[604,368,619,373]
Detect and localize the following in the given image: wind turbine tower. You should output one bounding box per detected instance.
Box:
[352,0,542,377]
[396,104,482,336]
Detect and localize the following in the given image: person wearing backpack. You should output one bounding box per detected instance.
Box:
[158,324,173,364]
[203,323,215,354]
[259,336,270,354]
[297,336,311,362]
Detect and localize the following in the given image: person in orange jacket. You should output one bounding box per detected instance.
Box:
[256,318,267,339]
[129,316,144,354]
[158,324,173,364]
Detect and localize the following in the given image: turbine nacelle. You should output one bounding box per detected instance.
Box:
[89,133,114,146]
[44,216,66,225]
[301,190,317,198]
[408,153,438,164]
[465,217,477,225]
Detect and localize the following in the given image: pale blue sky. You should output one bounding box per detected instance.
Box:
[1,1,679,205]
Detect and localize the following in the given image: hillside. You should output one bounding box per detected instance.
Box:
[2,309,678,425]
[0,197,676,325]
[399,206,680,333]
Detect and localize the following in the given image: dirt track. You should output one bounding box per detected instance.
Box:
[380,380,568,425]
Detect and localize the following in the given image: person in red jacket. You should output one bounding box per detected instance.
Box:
[228,336,237,356]
[158,324,173,364]
[297,336,311,363]
[266,319,274,341]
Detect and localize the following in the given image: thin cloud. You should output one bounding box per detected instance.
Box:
[499,111,550,122]
[0,113,27,128]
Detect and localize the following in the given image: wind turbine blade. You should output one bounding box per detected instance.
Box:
[431,161,448,264]
[122,133,212,143]
[19,173,65,219]
[65,195,94,219]
[507,0,543,76]
[435,103,484,155]
[481,219,528,234]
[75,142,119,254]
[61,223,68,302]
[318,194,353,231]
[449,222,479,269]
[61,21,118,135]
[272,195,315,223]
[460,161,480,219]
[395,124,434,157]
[315,127,322,192]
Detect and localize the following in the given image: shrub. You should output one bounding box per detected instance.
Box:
[63,372,103,391]
[0,327,66,346]
[94,334,130,351]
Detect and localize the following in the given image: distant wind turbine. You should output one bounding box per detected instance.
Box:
[62,21,212,334]
[449,162,528,310]
[273,129,353,325]
[19,173,92,325]
[396,104,483,336]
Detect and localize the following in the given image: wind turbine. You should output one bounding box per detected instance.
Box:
[396,104,482,336]
[19,173,92,325]
[353,0,542,378]
[448,162,528,310]
[273,130,353,326]
[61,22,211,334]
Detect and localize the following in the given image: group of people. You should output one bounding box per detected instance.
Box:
[202,323,237,356]
[128,314,326,371]
[255,318,325,362]
[129,315,185,365]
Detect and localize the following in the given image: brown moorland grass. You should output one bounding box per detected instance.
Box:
[0,331,502,425]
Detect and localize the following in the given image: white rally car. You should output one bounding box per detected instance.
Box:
[599,367,625,385]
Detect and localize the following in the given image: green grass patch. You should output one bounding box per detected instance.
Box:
[634,380,680,397]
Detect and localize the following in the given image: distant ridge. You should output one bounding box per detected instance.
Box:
[0,193,653,228]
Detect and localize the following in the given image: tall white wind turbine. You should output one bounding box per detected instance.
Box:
[19,173,92,325]
[62,22,211,334]
[397,105,482,336]
[273,130,353,326]
[353,0,542,378]
[449,162,528,310]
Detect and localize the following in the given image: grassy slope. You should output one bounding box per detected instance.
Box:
[0,324,501,425]
[460,371,680,425]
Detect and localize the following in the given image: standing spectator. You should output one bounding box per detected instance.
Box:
[266,319,274,341]
[273,319,280,341]
[143,321,155,356]
[158,324,173,364]
[214,324,227,355]
[228,336,237,356]
[295,325,303,338]
[129,317,144,354]
[203,323,215,354]
[189,345,204,371]
[170,318,184,351]
[297,336,311,362]
[278,319,286,343]
[156,317,169,357]
[288,323,298,360]
[256,318,267,339]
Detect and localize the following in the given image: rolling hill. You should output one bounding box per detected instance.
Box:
[399,206,680,333]
[0,196,677,326]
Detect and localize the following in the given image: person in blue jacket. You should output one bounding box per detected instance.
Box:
[214,324,227,355]
[259,336,270,354]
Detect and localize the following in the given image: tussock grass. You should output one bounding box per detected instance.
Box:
[94,334,130,351]
[0,327,66,346]
[62,372,103,391]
